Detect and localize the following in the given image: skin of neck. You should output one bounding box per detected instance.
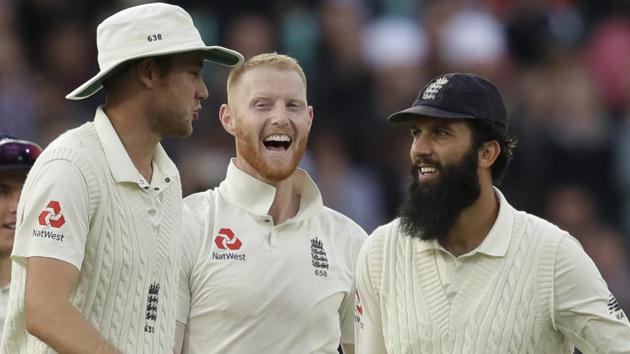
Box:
[103,95,159,183]
[0,254,12,287]
[440,171,499,257]
[267,175,301,225]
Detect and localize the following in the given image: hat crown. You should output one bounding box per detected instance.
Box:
[387,73,507,134]
[96,3,202,70]
[416,73,507,132]
[66,2,243,100]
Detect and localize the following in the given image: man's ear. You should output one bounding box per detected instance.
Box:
[478,140,500,169]
[137,58,159,89]
[307,105,314,131]
[219,104,236,136]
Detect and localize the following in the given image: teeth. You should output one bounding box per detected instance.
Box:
[4,224,15,230]
[264,134,291,143]
[420,167,437,174]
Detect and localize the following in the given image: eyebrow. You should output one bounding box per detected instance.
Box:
[411,119,454,128]
[434,121,455,129]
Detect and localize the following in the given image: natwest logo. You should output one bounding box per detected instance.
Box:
[354,289,364,329]
[355,289,363,316]
[38,201,65,228]
[214,228,242,251]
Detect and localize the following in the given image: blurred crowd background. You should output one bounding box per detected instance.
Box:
[1,0,629,310]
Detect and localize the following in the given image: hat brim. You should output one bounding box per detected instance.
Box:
[387,104,475,123]
[66,45,244,100]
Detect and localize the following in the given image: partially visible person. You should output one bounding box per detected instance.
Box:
[355,73,630,353]
[175,53,367,354]
[0,135,41,343]
[0,3,242,354]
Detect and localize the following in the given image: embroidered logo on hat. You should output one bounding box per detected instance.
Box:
[422,76,449,100]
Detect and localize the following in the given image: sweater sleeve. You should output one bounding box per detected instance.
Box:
[176,193,211,324]
[12,159,89,271]
[553,234,630,353]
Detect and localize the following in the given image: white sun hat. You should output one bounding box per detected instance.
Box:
[66,2,244,100]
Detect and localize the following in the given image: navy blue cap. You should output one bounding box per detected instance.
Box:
[387,73,507,135]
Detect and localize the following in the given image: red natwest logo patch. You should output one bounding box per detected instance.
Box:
[355,289,363,316]
[38,201,66,228]
[214,228,242,250]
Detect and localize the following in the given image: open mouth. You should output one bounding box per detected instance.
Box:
[2,223,15,230]
[419,166,438,175]
[417,165,440,181]
[263,134,292,151]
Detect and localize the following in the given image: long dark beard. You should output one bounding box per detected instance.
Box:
[398,147,481,240]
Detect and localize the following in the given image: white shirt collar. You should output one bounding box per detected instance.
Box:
[474,188,513,257]
[218,159,324,221]
[93,106,179,189]
[415,187,514,257]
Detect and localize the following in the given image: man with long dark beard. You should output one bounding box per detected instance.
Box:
[175,53,367,354]
[354,73,630,353]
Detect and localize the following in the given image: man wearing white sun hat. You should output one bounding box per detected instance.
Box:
[0,3,242,354]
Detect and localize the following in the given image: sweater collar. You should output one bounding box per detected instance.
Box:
[218,159,324,221]
[415,187,513,257]
[94,106,179,190]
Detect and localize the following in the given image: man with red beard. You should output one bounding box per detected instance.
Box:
[175,53,367,354]
[354,73,630,353]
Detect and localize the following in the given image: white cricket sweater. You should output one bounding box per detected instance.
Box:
[365,213,572,353]
[0,119,181,353]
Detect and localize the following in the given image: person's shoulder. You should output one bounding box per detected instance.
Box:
[48,121,96,149]
[26,124,97,177]
[38,122,101,167]
[512,206,568,234]
[357,219,401,269]
[512,207,576,250]
[370,218,401,239]
[180,190,217,251]
[321,206,368,238]
[183,189,217,215]
[360,218,399,249]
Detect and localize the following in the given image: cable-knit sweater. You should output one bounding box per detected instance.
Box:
[0,120,181,354]
[355,190,587,353]
[370,216,571,353]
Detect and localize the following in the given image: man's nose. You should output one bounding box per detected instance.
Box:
[410,135,432,160]
[269,103,290,125]
[196,80,209,100]
[9,190,20,214]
